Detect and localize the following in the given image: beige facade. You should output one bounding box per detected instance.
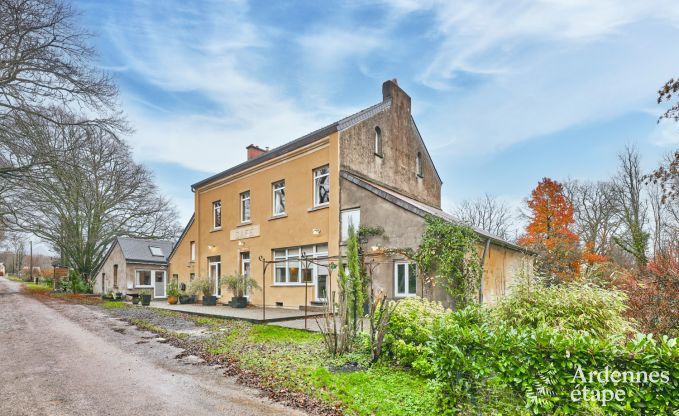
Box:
[170,133,340,307]
[169,80,532,309]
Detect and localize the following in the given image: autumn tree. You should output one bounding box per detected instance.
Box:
[518,178,580,283]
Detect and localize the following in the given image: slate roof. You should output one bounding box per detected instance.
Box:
[341,171,530,254]
[116,237,174,264]
[191,99,393,191]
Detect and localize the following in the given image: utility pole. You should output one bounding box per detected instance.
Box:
[30,241,34,283]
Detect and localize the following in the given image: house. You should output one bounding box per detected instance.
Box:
[168,80,531,308]
[93,237,174,298]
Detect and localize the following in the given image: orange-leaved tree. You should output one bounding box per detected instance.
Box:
[519,178,581,283]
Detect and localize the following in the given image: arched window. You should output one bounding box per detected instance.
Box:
[416,152,423,177]
[374,126,382,156]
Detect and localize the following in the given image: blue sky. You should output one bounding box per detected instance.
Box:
[74,0,679,228]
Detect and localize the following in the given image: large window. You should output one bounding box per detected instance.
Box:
[314,166,330,206]
[395,262,417,297]
[341,208,360,242]
[212,201,222,229]
[272,180,285,215]
[190,241,196,262]
[273,243,328,285]
[135,270,152,287]
[240,191,251,223]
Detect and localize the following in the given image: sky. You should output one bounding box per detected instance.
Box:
[70,0,679,232]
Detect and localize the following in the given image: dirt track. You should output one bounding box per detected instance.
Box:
[0,277,304,416]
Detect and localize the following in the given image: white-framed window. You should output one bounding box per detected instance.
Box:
[209,258,221,297]
[190,241,196,262]
[341,208,360,242]
[240,191,251,223]
[374,126,382,156]
[395,262,417,297]
[272,180,285,215]
[149,246,163,257]
[313,165,330,206]
[273,243,328,285]
[240,251,251,297]
[213,201,222,229]
[135,270,153,287]
[416,152,423,177]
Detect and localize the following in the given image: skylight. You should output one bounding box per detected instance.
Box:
[149,246,163,257]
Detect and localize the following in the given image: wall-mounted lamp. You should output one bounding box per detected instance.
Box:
[208,244,216,249]
[312,228,321,236]
[238,240,245,247]
[371,244,381,252]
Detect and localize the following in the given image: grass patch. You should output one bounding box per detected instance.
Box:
[249,324,321,343]
[25,282,52,293]
[313,366,438,416]
[101,300,127,309]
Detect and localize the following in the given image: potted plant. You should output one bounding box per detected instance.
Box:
[188,278,216,306]
[223,274,259,308]
[131,295,140,305]
[139,288,152,306]
[179,288,195,304]
[167,277,180,305]
[114,292,123,300]
[102,290,114,300]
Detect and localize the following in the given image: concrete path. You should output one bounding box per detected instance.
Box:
[148,300,325,323]
[0,277,305,416]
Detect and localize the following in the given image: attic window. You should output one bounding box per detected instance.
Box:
[149,246,164,257]
[416,152,423,178]
[374,126,382,157]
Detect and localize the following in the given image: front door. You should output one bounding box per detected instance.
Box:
[209,261,221,297]
[240,252,251,298]
[315,261,329,302]
[154,271,166,298]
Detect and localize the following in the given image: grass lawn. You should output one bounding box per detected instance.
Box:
[24,282,52,293]
[119,307,436,416]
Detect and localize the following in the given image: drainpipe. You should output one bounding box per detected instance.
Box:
[479,238,491,304]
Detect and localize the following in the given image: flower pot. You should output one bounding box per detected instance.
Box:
[114,292,123,300]
[168,295,178,305]
[141,294,152,306]
[229,296,248,308]
[189,295,196,304]
[179,295,191,304]
[132,297,140,305]
[202,295,217,306]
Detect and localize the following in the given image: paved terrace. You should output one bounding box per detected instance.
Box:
[148,301,327,326]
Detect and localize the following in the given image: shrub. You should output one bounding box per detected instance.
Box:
[385,297,447,374]
[430,316,679,415]
[188,277,213,297]
[492,279,634,338]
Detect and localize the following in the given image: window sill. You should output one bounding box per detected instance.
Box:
[307,204,329,213]
[237,221,252,227]
[272,283,315,287]
[210,227,223,233]
[374,152,383,158]
[311,203,329,211]
[135,285,153,289]
[394,293,417,298]
[416,174,423,179]
[268,213,288,221]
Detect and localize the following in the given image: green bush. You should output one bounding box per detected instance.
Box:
[430,314,679,415]
[384,297,447,375]
[492,281,634,338]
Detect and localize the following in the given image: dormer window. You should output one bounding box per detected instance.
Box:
[416,152,423,178]
[374,126,382,157]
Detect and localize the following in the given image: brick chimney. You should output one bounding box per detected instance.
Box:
[246,144,268,160]
[382,78,411,114]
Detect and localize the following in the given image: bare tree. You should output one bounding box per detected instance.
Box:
[455,193,513,240]
[609,146,650,270]
[0,0,125,178]
[563,180,620,257]
[2,113,179,283]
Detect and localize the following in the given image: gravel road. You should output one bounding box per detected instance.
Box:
[0,277,305,416]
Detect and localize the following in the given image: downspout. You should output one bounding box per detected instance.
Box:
[479,238,491,304]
